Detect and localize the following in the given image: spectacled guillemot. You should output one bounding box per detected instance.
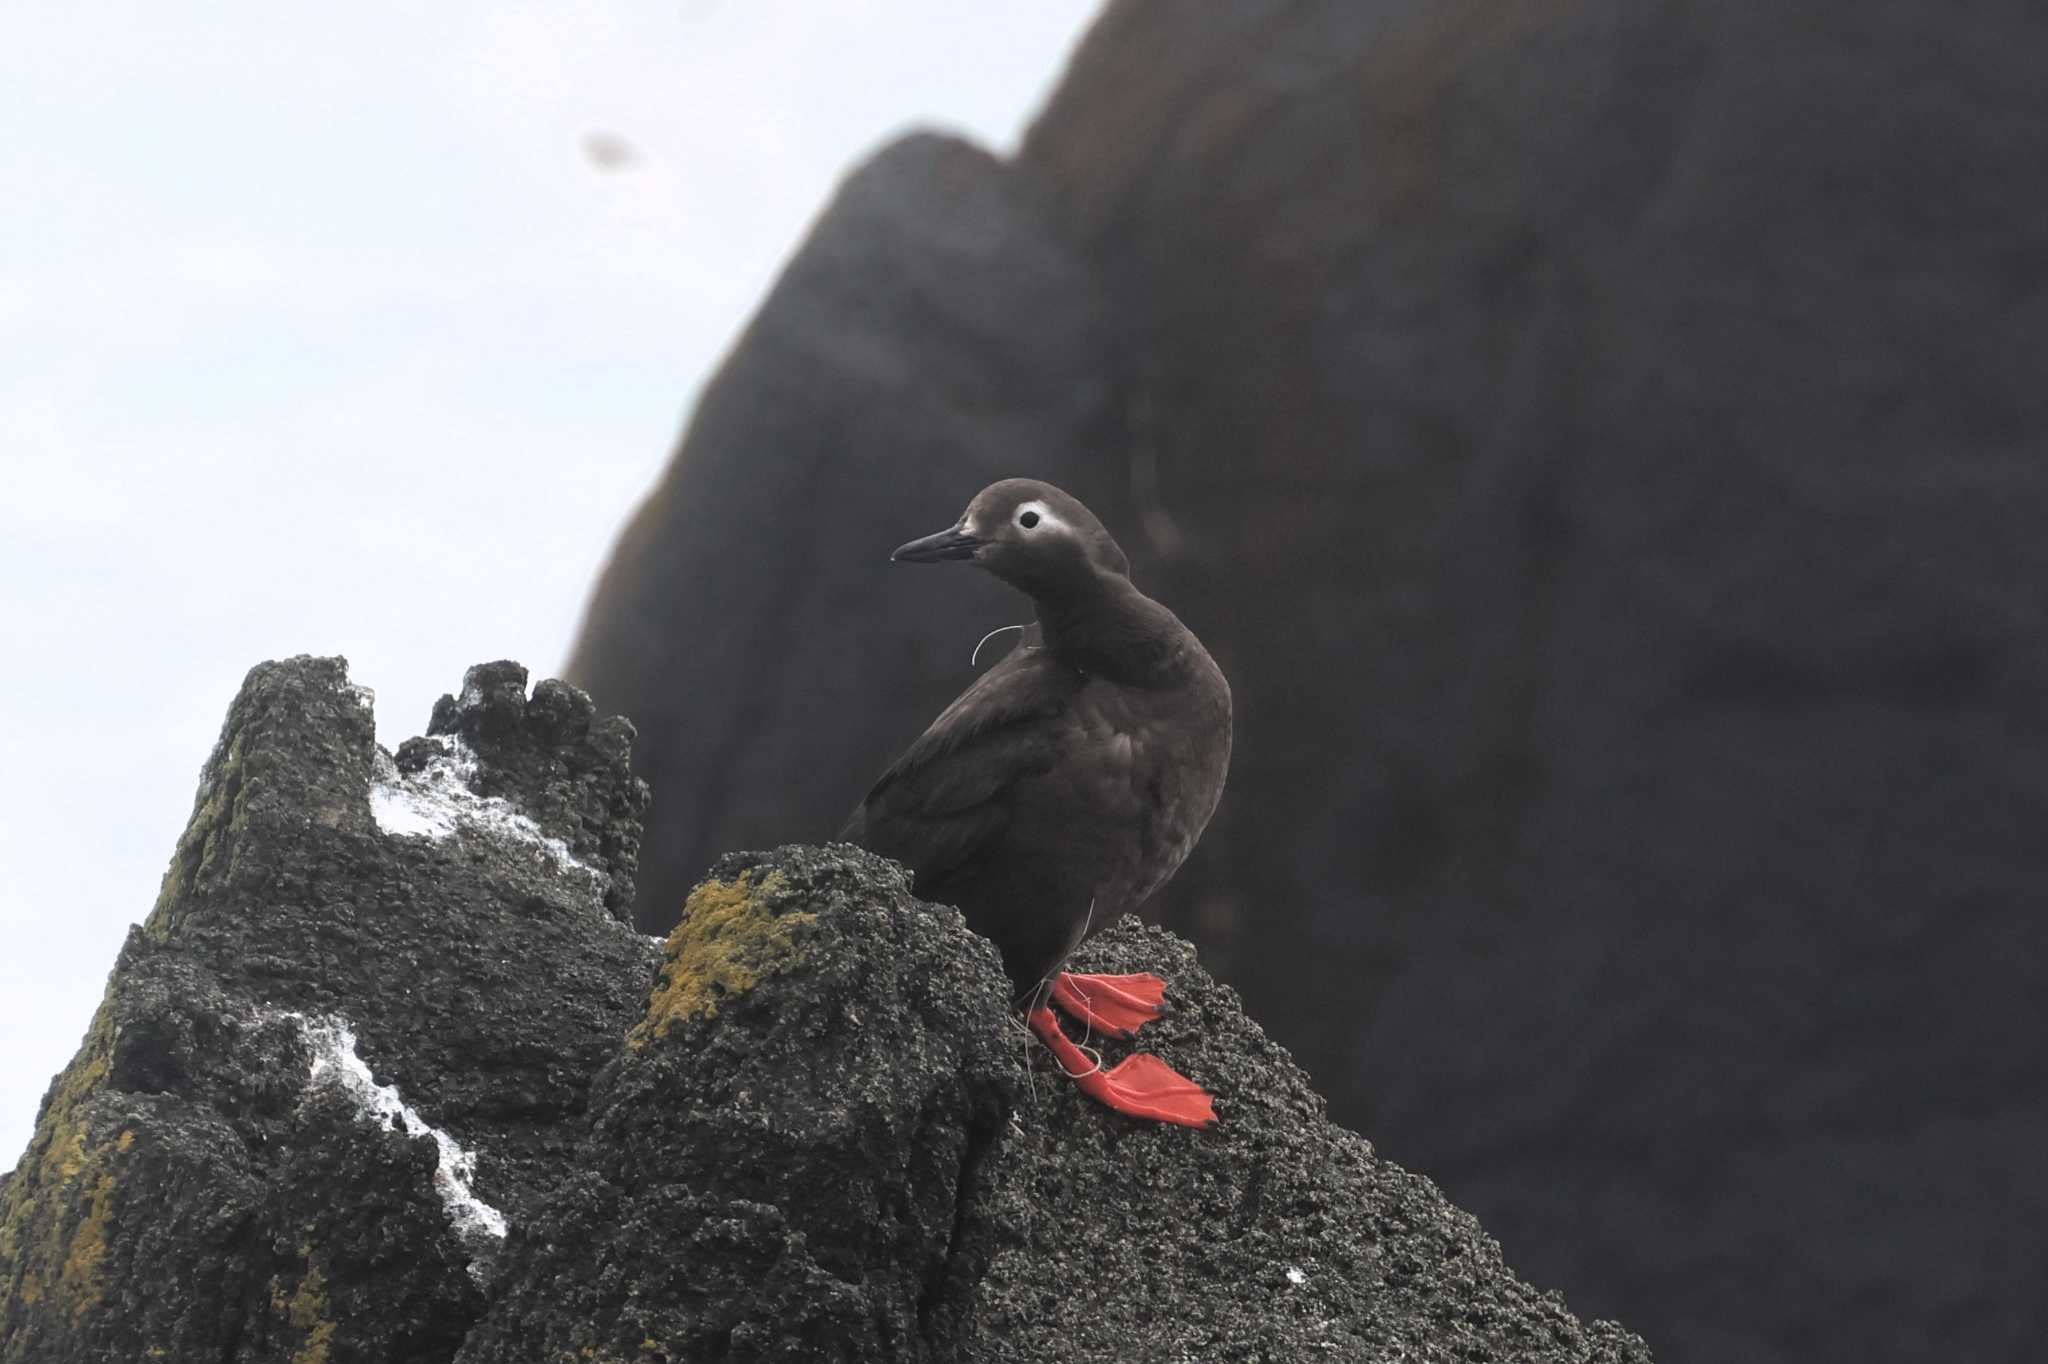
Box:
[841,479,1231,1128]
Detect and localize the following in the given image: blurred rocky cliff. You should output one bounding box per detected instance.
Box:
[564,3,2048,1362]
[0,658,1649,1363]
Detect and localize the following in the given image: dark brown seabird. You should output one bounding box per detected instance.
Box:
[841,479,1232,1128]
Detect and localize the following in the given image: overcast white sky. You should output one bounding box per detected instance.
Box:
[0,1,1100,1166]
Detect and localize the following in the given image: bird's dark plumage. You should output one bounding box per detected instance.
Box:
[842,480,1231,1122]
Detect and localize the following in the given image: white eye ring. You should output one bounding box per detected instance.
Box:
[1015,500,1065,532]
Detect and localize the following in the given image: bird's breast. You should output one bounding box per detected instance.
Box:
[1037,671,1229,908]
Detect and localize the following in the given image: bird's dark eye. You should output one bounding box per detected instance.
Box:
[1019,510,1040,529]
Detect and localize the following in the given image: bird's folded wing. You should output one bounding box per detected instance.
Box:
[842,655,1073,890]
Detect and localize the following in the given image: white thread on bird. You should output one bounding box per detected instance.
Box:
[971,623,1027,668]
[1072,898,1099,1055]
[1030,896,1098,1011]
[1009,1011,1044,1114]
[1015,896,1108,1106]
[1056,1041,1105,1080]
[1035,895,1103,1061]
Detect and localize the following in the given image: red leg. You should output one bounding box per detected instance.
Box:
[1027,1006,1216,1129]
[1050,971,1170,1039]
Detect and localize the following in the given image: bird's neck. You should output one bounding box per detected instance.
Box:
[1033,577,1185,684]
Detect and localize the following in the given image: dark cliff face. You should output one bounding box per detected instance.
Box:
[0,657,1650,1363]
[562,3,2048,1361]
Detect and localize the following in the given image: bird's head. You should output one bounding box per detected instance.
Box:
[891,479,1130,600]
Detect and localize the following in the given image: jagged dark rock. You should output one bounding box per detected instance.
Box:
[0,657,660,1363]
[457,846,1021,1363]
[421,659,651,925]
[2,657,1650,1363]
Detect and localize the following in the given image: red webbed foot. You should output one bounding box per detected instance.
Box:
[1027,1005,1216,1129]
[1049,971,1171,1039]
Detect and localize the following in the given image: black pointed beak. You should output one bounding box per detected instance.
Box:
[891,525,983,564]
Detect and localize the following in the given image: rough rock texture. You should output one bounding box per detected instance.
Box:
[564,4,2048,1360]
[420,660,651,925]
[457,847,1019,1364]
[3,657,1649,1363]
[0,657,660,1363]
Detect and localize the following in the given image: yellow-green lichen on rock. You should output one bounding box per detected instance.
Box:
[2,1126,123,1322]
[0,993,121,1320]
[55,1169,115,1322]
[628,871,810,1047]
[144,733,246,940]
[270,1251,338,1364]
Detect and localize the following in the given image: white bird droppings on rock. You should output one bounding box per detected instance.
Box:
[282,1012,508,1275]
[368,737,599,883]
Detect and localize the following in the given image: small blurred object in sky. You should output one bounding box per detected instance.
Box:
[581,130,639,172]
